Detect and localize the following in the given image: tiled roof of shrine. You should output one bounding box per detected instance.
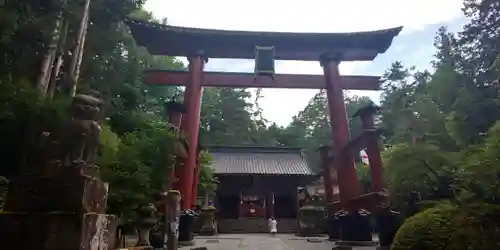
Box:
[208,146,315,176]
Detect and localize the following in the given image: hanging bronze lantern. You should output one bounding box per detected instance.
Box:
[254,46,276,78]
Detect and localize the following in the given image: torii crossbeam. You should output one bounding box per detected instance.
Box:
[144,70,381,90]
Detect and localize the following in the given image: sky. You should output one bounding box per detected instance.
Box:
[144,0,468,126]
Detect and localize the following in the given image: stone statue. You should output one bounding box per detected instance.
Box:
[60,93,103,166]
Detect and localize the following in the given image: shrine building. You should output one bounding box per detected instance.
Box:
[208,146,316,233]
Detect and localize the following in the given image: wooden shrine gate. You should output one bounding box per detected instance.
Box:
[126,19,402,243]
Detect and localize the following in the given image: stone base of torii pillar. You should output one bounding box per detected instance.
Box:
[0,163,118,250]
[321,103,402,248]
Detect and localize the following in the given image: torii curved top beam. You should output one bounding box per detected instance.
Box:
[126,19,402,61]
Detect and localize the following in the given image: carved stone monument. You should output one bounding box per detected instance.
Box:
[0,92,118,250]
[60,93,103,167]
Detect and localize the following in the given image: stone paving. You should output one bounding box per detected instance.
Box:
[125,233,379,249]
[189,234,378,250]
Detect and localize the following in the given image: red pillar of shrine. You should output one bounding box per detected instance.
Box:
[359,106,386,192]
[318,146,334,204]
[180,53,207,210]
[320,53,361,204]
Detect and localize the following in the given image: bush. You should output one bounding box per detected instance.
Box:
[391,203,456,250]
[459,121,500,204]
[391,202,500,250]
[445,203,500,250]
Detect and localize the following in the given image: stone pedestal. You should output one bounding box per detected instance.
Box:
[376,209,401,248]
[198,206,217,236]
[297,206,326,237]
[0,213,117,250]
[327,213,341,241]
[178,209,197,246]
[336,209,374,244]
[0,164,117,250]
[158,190,182,250]
[4,164,107,213]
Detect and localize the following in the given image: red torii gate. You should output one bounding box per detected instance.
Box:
[126,19,402,241]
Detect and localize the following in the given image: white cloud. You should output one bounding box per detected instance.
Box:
[145,0,463,33]
[144,0,464,126]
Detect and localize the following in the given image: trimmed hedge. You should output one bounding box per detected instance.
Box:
[391,202,500,250]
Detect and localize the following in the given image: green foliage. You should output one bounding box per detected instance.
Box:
[391,202,500,250]
[198,87,266,146]
[355,162,372,193]
[96,124,121,166]
[0,0,218,222]
[391,202,456,250]
[197,152,218,196]
[262,90,372,170]
[98,116,181,219]
[379,8,500,212]
[458,121,500,204]
[445,203,500,250]
[0,80,69,177]
[101,137,151,219]
[383,144,457,202]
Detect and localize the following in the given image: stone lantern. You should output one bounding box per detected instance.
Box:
[164,99,187,132]
[198,205,217,236]
[135,203,157,249]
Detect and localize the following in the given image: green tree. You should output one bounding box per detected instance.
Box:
[382,143,458,211]
[276,90,372,170]
[459,121,500,204]
[198,87,258,146]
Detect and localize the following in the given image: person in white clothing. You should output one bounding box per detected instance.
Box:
[268,217,277,236]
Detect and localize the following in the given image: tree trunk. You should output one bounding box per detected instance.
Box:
[66,0,91,97]
[35,12,64,97]
[71,18,88,95]
[47,19,70,100]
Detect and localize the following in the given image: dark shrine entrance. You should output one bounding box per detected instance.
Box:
[126,19,403,240]
[274,195,296,218]
[217,195,239,219]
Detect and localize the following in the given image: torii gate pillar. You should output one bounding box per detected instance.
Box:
[320,53,361,203]
[179,53,207,210]
[320,53,373,243]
